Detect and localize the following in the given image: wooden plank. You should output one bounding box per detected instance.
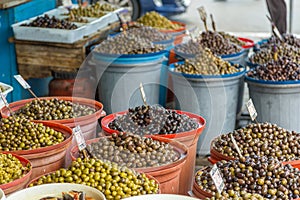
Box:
[0,0,30,9]
[17,56,83,68]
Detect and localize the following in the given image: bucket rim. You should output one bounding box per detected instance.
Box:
[92,48,168,58]
[245,73,300,85]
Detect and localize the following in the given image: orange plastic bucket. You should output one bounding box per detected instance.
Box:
[0,153,32,195]
[101,110,206,195]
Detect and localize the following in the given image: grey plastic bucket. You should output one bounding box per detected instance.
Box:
[93,51,166,114]
[246,76,300,132]
[169,64,245,155]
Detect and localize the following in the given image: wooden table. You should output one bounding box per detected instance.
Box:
[14,22,120,79]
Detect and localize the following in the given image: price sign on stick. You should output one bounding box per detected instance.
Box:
[0,91,16,120]
[210,164,224,194]
[246,99,257,121]
[14,75,40,100]
[230,134,243,158]
[197,6,208,31]
[139,83,148,105]
[73,126,87,151]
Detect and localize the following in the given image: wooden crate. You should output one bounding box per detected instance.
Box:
[15,22,119,79]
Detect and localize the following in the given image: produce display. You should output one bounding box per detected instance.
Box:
[195,156,300,199]
[14,98,96,120]
[0,153,31,185]
[65,16,89,23]
[204,191,266,200]
[199,31,242,55]
[108,105,198,135]
[247,58,300,81]
[125,26,172,42]
[174,40,202,55]
[39,191,95,200]
[65,2,116,18]
[30,158,159,200]
[249,44,300,65]
[174,48,240,75]
[137,11,182,30]
[21,15,78,30]
[212,122,300,162]
[218,32,246,47]
[0,117,65,151]
[260,34,300,49]
[94,34,163,55]
[79,132,180,168]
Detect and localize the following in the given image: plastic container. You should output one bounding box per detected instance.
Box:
[0,122,72,178]
[70,136,187,194]
[101,110,206,195]
[0,96,105,167]
[245,75,300,132]
[169,63,246,155]
[93,51,166,114]
[123,194,199,200]
[0,82,13,109]
[0,153,32,195]
[160,21,186,45]
[7,183,106,200]
[0,189,5,200]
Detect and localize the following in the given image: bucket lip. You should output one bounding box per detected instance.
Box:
[193,168,214,198]
[245,73,300,85]
[0,96,105,125]
[168,62,246,79]
[101,109,206,139]
[0,152,32,191]
[159,21,186,34]
[238,37,255,49]
[0,121,73,155]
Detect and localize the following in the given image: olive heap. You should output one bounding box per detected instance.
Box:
[174,40,203,56]
[195,156,300,199]
[247,58,300,81]
[260,34,300,49]
[80,132,180,168]
[218,32,246,47]
[249,44,300,65]
[108,105,199,135]
[14,98,96,120]
[30,158,159,200]
[137,11,182,30]
[0,153,31,185]
[174,48,239,75]
[199,31,242,55]
[66,2,116,18]
[0,117,65,151]
[65,16,88,23]
[94,34,163,55]
[205,191,266,200]
[22,15,78,30]
[126,26,172,42]
[212,122,300,162]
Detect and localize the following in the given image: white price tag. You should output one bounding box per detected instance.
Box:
[0,91,8,107]
[117,9,131,23]
[73,126,86,151]
[14,75,31,89]
[210,164,224,194]
[246,99,257,121]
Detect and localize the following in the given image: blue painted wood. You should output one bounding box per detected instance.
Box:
[0,0,56,103]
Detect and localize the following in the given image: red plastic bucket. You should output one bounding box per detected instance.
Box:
[238,37,255,50]
[101,110,206,195]
[0,121,72,179]
[192,169,213,199]
[0,153,32,195]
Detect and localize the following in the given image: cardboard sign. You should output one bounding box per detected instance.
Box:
[210,164,224,194]
[73,126,86,151]
[246,99,257,121]
[14,75,31,89]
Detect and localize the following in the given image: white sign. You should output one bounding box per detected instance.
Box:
[73,126,86,151]
[246,99,257,121]
[0,91,8,107]
[210,164,224,194]
[14,75,31,89]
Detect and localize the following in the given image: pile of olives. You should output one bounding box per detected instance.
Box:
[196,156,300,199]
[66,2,116,18]
[0,153,31,185]
[174,40,203,56]
[0,117,65,151]
[65,16,88,23]
[137,11,182,30]
[30,158,159,200]
[174,48,239,75]
[108,105,199,135]
[218,32,246,47]
[247,58,300,81]
[260,34,300,49]
[205,191,266,200]
[22,15,78,30]
[94,34,163,55]
[212,122,300,162]
[126,26,172,42]
[249,44,300,65]
[199,31,242,55]
[14,98,96,120]
[80,132,180,168]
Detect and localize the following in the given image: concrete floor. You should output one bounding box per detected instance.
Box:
[171,0,300,39]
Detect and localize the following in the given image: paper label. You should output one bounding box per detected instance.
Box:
[14,75,31,89]
[210,164,224,194]
[246,99,257,121]
[139,83,147,105]
[197,6,207,20]
[0,91,8,107]
[73,126,86,151]
[117,9,131,23]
